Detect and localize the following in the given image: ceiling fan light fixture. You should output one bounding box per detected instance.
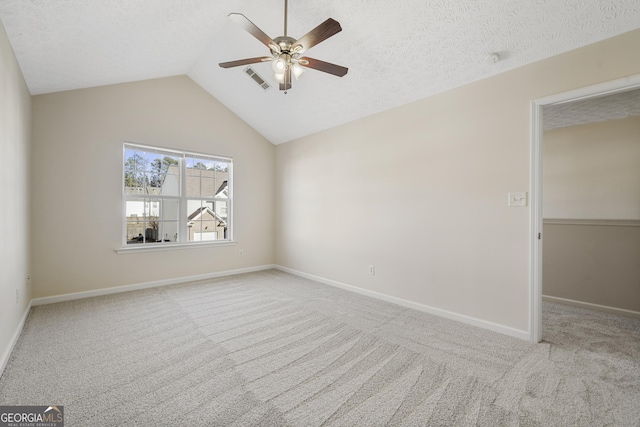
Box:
[292,63,305,80]
[272,57,287,73]
[274,72,285,83]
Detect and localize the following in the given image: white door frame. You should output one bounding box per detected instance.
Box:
[529,74,640,343]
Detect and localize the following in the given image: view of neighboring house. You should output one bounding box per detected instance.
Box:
[125,163,229,244]
[187,206,227,241]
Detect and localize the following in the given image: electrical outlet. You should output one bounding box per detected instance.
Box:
[368,265,375,275]
[239,249,244,257]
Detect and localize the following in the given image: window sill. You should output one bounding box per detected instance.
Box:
[116,241,237,254]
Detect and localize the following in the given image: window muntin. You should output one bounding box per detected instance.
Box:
[123,143,231,246]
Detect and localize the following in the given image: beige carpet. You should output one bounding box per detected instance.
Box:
[1,269,639,426]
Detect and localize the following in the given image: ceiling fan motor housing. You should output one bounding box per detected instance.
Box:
[272,36,296,54]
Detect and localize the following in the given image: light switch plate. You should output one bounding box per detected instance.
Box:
[508,192,527,207]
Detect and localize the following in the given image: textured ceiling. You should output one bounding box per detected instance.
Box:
[544,88,640,130]
[1,0,640,144]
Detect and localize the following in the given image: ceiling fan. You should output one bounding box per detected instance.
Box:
[219,0,348,92]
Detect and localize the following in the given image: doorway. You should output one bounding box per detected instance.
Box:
[529,74,640,343]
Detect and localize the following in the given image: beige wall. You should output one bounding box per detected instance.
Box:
[543,116,640,220]
[542,117,640,312]
[0,21,31,368]
[543,222,640,312]
[275,29,640,333]
[31,76,275,298]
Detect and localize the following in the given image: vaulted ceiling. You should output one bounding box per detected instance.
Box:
[1,0,639,144]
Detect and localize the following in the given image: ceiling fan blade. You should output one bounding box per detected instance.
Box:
[229,13,276,49]
[299,57,348,77]
[219,57,272,68]
[292,18,342,53]
[279,68,292,91]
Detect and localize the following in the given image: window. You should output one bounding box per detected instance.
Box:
[123,143,232,247]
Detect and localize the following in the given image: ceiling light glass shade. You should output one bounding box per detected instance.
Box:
[272,57,287,73]
[292,63,305,80]
[274,72,285,83]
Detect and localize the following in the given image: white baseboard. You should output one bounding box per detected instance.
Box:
[31,265,276,306]
[0,301,32,379]
[275,265,530,341]
[543,295,640,319]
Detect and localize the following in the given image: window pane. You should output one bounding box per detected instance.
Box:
[187,200,205,242]
[124,150,146,194]
[126,229,145,244]
[146,173,162,195]
[126,199,145,218]
[186,199,224,242]
[143,199,161,242]
[201,177,215,198]
[187,199,228,242]
[215,176,228,198]
[186,157,209,172]
[154,221,178,243]
[187,157,214,197]
[187,199,204,217]
[185,157,197,170]
[146,154,180,196]
[162,221,179,242]
[146,199,160,217]
[213,200,228,219]
[189,207,219,242]
[126,200,146,244]
[161,173,180,196]
[124,174,145,194]
[187,156,215,171]
[126,199,179,244]
[185,168,201,197]
[215,162,229,199]
[124,149,146,173]
[162,199,179,222]
[145,152,162,172]
[213,161,229,172]
[200,218,218,241]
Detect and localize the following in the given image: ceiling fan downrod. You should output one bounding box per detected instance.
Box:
[284,0,288,37]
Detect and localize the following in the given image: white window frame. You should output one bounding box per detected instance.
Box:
[118,142,233,253]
